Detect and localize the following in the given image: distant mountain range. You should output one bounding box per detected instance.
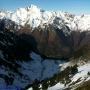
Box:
[0,4,90,31]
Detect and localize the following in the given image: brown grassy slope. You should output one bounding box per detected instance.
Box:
[75,80,90,90]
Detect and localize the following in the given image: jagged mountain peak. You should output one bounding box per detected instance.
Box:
[0,5,74,28]
[26,4,40,10]
[0,5,90,31]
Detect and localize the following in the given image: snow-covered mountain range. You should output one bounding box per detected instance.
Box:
[0,4,90,31]
[0,5,90,90]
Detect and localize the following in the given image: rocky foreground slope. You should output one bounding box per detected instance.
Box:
[0,5,90,90]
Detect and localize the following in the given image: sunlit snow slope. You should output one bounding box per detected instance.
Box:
[0,4,90,31]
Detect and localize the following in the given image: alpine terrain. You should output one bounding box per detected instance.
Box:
[0,5,90,90]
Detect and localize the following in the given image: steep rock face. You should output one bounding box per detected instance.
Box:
[70,31,90,59]
[18,26,90,59]
[18,25,72,59]
[1,18,90,59]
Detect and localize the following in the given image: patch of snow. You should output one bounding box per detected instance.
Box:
[47,82,64,90]
[0,52,65,89]
[65,63,90,90]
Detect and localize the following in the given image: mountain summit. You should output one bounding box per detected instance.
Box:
[0,4,90,31]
